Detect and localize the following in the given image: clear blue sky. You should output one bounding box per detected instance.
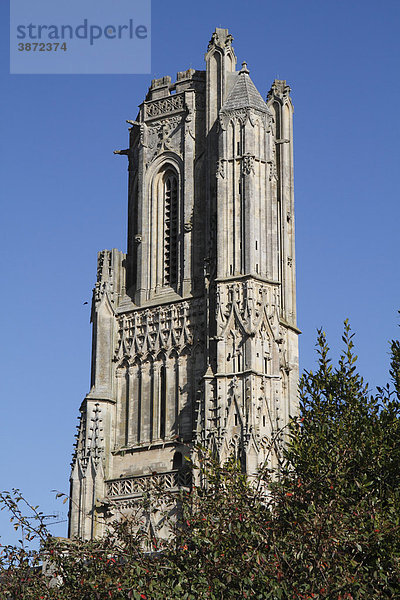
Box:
[1,0,400,544]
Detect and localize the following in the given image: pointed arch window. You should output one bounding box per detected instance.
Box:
[163,172,178,288]
[160,364,166,439]
[150,164,181,295]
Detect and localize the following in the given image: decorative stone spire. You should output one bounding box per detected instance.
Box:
[207,27,234,51]
[267,79,291,102]
[220,62,268,113]
[205,27,237,132]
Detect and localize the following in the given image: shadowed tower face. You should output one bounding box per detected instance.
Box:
[69,28,299,540]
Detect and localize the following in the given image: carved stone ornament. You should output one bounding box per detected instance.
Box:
[147,116,183,162]
[71,403,104,473]
[242,154,255,175]
[184,95,196,140]
[219,108,251,130]
[139,123,147,146]
[216,280,281,339]
[216,159,225,179]
[268,144,278,182]
[95,250,114,304]
[220,108,271,132]
[106,470,191,499]
[207,30,233,51]
[267,80,291,102]
[207,31,220,50]
[114,298,205,362]
[113,147,136,173]
[144,93,185,120]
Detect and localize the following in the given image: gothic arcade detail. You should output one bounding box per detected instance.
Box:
[69,27,299,540]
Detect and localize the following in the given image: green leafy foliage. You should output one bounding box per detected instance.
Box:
[1,321,400,599]
[269,321,400,598]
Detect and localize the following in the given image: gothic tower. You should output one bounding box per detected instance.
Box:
[69,28,299,540]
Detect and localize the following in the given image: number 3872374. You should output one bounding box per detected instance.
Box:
[18,42,67,51]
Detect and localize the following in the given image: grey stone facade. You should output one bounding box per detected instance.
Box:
[68,28,299,540]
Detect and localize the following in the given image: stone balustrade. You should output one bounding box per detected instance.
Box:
[106,469,192,499]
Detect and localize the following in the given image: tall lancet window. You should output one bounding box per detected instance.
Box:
[164,172,178,288]
[160,364,166,439]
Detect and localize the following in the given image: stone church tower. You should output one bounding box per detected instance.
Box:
[69,28,299,539]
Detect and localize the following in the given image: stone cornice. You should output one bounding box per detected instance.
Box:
[214,274,280,286]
